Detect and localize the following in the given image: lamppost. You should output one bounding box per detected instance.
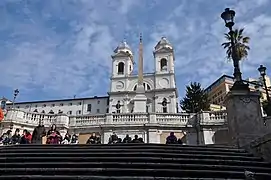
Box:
[258,65,270,102]
[12,89,19,109]
[221,8,249,91]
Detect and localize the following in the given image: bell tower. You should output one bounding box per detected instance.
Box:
[153,37,175,74]
[153,37,178,113]
[111,40,134,78]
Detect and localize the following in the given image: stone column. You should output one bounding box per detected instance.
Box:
[147,129,160,143]
[225,90,268,147]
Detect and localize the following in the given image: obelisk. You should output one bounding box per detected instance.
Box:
[133,34,147,113]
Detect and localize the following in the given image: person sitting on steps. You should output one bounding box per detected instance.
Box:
[132,135,141,143]
[20,129,32,144]
[11,129,21,144]
[108,132,118,144]
[122,134,132,143]
[86,132,98,144]
[46,124,62,144]
[71,134,79,144]
[166,132,178,144]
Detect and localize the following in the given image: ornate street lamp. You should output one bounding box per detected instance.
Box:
[12,89,19,109]
[221,8,249,91]
[258,65,270,102]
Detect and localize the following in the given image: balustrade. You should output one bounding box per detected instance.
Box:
[3,109,229,129]
[156,113,190,125]
[112,113,149,124]
[200,110,227,125]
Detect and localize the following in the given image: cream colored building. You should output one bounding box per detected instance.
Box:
[205,75,271,112]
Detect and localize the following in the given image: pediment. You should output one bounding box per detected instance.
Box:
[154,47,173,53]
[111,51,131,58]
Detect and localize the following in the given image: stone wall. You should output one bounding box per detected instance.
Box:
[244,132,271,162]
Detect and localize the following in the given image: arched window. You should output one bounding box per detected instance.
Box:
[133,83,151,91]
[161,98,168,113]
[118,62,124,74]
[41,110,45,113]
[160,58,167,71]
[49,110,54,114]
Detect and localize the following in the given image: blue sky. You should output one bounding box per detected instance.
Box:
[0,0,271,102]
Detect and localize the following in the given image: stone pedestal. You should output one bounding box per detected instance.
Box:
[225,90,267,147]
[133,85,147,113]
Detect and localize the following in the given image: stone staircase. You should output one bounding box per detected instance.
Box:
[0,144,271,179]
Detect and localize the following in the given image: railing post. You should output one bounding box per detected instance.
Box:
[148,113,157,124]
[56,114,69,128]
[106,113,113,124]
[199,111,210,125]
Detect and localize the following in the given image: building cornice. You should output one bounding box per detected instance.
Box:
[108,88,178,96]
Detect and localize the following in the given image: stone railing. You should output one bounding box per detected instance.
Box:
[199,110,227,125]
[3,109,69,128]
[155,113,192,126]
[4,109,228,129]
[69,114,106,127]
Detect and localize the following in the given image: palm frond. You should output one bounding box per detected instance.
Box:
[221,27,250,61]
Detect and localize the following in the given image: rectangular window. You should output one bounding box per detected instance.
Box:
[97,100,100,104]
[68,111,72,115]
[87,104,92,112]
[97,109,100,113]
[51,104,55,107]
[78,102,82,105]
[69,103,72,106]
[77,110,81,115]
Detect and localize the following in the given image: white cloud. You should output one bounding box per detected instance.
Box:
[0,0,271,101]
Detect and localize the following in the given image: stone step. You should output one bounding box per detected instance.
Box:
[1,162,270,173]
[0,175,245,180]
[0,152,260,161]
[1,144,246,152]
[1,156,270,167]
[2,168,271,179]
[0,148,252,156]
[0,148,253,157]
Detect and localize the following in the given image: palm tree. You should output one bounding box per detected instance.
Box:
[221,28,250,61]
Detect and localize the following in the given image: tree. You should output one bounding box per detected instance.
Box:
[180,82,210,113]
[221,28,250,61]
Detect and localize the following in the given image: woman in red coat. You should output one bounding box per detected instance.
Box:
[46,124,61,144]
[20,129,32,144]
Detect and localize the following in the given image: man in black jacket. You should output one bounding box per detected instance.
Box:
[32,120,46,144]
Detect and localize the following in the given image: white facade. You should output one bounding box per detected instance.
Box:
[3,96,109,116]
[109,37,178,114]
[0,37,229,145]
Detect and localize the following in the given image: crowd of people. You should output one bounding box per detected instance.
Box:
[108,133,144,144]
[0,123,80,145]
[0,121,182,145]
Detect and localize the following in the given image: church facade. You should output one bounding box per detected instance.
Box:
[0,37,228,145]
[109,37,177,114]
